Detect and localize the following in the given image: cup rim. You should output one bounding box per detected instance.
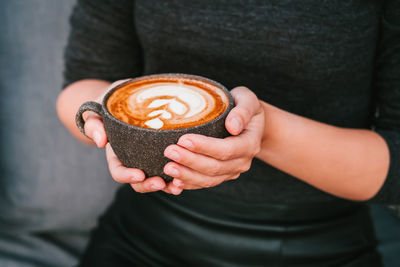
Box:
[101,73,234,132]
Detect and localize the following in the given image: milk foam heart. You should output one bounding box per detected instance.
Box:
[106,77,229,130]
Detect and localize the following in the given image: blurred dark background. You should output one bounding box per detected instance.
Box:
[0,1,119,266]
[0,0,399,266]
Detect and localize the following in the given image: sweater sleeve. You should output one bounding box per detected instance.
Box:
[370,0,400,203]
[63,0,142,87]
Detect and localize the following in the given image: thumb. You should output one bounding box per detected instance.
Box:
[226,86,261,135]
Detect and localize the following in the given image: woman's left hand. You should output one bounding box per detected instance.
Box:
[162,86,265,195]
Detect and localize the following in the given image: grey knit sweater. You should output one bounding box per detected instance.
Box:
[64,0,400,204]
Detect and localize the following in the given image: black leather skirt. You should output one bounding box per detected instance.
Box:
[79,185,382,267]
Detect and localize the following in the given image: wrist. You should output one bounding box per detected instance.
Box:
[257,101,288,160]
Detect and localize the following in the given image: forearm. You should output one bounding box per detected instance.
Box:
[256,101,390,201]
[56,79,111,144]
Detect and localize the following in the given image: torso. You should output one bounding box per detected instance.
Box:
[133,0,383,203]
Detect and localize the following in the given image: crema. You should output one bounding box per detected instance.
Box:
[106,77,229,129]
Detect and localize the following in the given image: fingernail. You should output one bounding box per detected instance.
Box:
[230,117,242,133]
[93,131,101,147]
[179,138,194,150]
[166,149,180,161]
[173,179,184,187]
[166,166,180,177]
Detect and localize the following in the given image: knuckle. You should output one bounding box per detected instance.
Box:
[238,162,252,173]
[246,143,261,158]
[220,147,234,161]
[249,91,258,101]
[248,148,259,159]
[242,88,258,103]
[230,174,240,180]
[237,166,246,174]
[232,86,249,98]
[111,173,124,184]
[109,167,125,183]
[181,154,194,166]
[202,180,216,188]
[239,106,252,119]
[209,161,222,176]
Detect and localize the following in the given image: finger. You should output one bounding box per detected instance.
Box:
[130,176,166,193]
[163,161,237,189]
[226,86,261,135]
[84,79,132,146]
[164,144,251,175]
[177,133,255,161]
[173,177,239,191]
[84,114,107,148]
[105,144,145,183]
[163,181,184,195]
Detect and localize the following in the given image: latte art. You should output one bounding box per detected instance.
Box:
[106,78,229,129]
[132,83,208,129]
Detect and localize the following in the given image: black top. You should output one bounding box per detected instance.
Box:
[64,0,400,204]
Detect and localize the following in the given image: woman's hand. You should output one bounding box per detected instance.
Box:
[82,79,169,193]
[81,79,127,148]
[83,84,264,195]
[163,86,265,195]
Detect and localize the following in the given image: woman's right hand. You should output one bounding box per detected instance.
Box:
[81,80,181,194]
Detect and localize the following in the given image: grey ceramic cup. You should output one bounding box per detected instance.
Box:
[76,73,234,182]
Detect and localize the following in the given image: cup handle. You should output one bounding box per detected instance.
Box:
[75,101,104,137]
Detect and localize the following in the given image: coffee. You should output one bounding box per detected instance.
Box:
[106,77,229,130]
[76,73,233,181]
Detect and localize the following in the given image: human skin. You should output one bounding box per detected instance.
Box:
[57,79,390,200]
